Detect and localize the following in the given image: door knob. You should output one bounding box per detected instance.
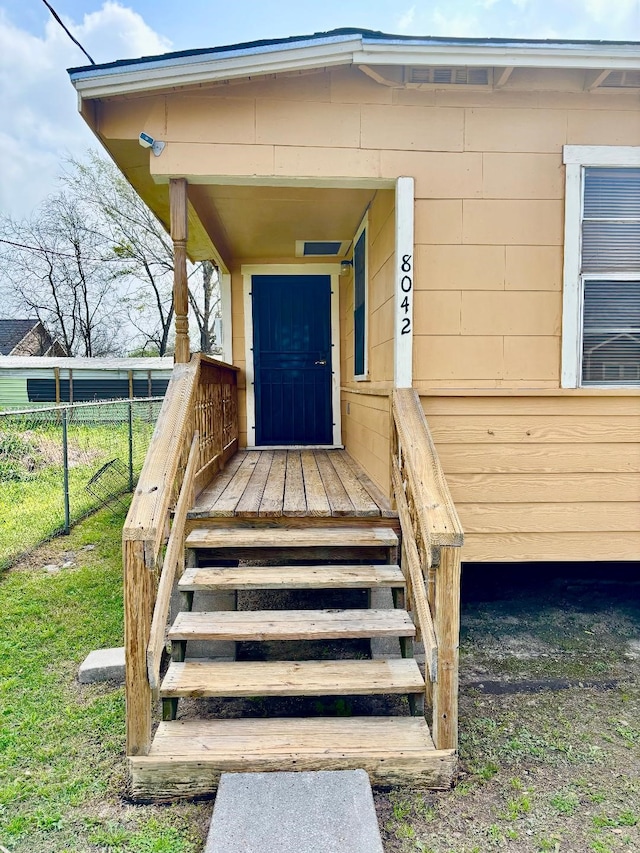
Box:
[314,359,327,365]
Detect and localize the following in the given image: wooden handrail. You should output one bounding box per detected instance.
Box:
[390,388,463,752]
[392,389,463,564]
[123,359,200,562]
[122,352,239,756]
[390,456,438,680]
[147,433,199,696]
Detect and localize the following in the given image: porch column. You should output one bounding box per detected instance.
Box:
[394,176,415,389]
[170,178,190,363]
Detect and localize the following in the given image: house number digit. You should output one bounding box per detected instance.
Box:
[399,254,412,334]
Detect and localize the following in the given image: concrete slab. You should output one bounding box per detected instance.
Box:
[78,647,125,683]
[205,770,384,853]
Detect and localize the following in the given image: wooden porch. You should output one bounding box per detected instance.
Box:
[191,448,396,521]
[123,354,463,801]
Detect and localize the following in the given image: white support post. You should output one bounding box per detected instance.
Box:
[394,176,415,389]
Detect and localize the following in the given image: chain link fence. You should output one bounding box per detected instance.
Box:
[0,398,163,569]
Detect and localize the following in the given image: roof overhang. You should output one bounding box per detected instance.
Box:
[69,30,640,99]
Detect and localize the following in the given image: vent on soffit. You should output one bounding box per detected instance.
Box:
[295,240,351,258]
[407,66,491,86]
[600,70,640,88]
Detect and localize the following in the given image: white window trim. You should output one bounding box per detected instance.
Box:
[353,213,369,381]
[561,145,640,388]
[241,263,342,448]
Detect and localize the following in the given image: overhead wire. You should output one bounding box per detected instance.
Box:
[40,0,96,65]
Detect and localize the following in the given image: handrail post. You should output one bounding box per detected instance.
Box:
[432,545,461,751]
[124,539,153,755]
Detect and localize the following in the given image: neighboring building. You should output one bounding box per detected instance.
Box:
[69,28,640,563]
[0,356,173,409]
[0,319,67,357]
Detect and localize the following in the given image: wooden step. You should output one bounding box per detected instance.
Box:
[130,717,457,801]
[160,658,424,698]
[179,564,406,591]
[168,609,416,642]
[184,526,398,550]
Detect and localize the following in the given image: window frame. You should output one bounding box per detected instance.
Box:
[562,145,640,388]
[352,213,369,381]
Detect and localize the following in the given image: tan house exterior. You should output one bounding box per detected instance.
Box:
[70,29,640,566]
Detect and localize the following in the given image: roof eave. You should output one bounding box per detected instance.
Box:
[69,35,640,100]
[70,37,361,98]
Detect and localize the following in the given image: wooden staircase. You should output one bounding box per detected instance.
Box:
[129,524,456,800]
[122,360,462,801]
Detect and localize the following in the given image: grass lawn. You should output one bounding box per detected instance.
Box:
[0,417,155,570]
[0,505,211,853]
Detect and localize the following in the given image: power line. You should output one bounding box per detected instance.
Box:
[41,0,95,65]
[0,237,113,262]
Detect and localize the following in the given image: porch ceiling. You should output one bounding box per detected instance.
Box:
[109,140,377,265]
[186,183,377,262]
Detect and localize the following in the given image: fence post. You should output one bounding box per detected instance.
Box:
[61,408,70,534]
[128,401,134,492]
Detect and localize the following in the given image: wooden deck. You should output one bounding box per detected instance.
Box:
[191,449,396,519]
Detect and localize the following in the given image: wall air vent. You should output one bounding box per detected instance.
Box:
[407,66,491,86]
[295,239,351,258]
[600,70,640,88]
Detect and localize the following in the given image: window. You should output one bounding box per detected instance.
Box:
[353,216,368,379]
[562,146,640,387]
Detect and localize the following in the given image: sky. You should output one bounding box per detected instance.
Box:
[1,0,640,219]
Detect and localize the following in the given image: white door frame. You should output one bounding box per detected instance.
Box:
[241,263,342,448]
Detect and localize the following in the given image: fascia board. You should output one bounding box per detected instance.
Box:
[70,37,640,99]
[356,43,640,70]
[70,39,360,98]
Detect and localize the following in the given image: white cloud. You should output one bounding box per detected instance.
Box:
[0,3,170,219]
[585,0,639,24]
[397,6,416,31]
[431,8,483,36]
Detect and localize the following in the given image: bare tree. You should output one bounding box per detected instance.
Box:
[189,260,222,355]
[0,192,121,356]
[1,151,222,358]
[64,153,176,356]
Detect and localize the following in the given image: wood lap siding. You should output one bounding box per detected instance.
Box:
[341,393,391,497]
[423,395,640,561]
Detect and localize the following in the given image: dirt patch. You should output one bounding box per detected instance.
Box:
[377,563,640,853]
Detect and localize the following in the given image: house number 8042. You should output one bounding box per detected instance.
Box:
[400,254,412,335]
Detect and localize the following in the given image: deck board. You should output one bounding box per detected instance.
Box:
[300,450,332,517]
[192,449,394,520]
[259,450,287,517]
[283,451,306,516]
[212,453,259,516]
[235,450,273,516]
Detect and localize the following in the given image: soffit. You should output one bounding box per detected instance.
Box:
[107,140,221,263]
[186,184,376,261]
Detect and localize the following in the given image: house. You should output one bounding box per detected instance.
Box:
[0,319,67,357]
[69,28,640,799]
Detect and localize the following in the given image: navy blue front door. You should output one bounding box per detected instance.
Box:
[252,275,333,445]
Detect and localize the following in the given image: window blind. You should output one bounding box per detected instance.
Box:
[582,280,640,386]
[581,167,640,386]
